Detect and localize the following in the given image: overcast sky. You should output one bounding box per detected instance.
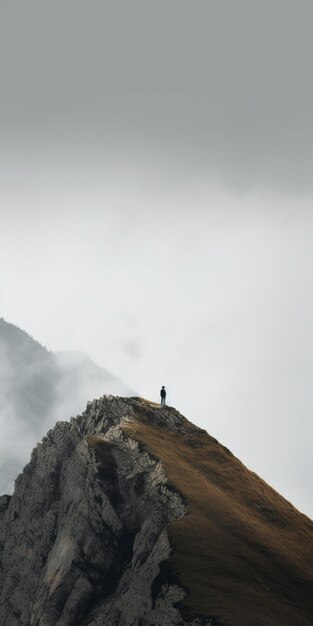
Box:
[1,1,313,517]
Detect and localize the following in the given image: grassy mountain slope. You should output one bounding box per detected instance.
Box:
[125,400,313,626]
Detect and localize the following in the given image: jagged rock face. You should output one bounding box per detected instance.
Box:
[0,397,205,626]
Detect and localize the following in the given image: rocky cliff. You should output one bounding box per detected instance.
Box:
[1,396,313,626]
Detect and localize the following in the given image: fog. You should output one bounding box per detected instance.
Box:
[1,1,313,517]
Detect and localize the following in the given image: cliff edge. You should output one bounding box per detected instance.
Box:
[1,396,313,626]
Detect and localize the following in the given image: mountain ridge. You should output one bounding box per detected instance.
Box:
[1,395,313,625]
[0,318,134,494]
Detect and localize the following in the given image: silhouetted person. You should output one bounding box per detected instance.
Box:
[160,385,166,406]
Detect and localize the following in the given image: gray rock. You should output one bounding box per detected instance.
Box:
[0,396,209,626]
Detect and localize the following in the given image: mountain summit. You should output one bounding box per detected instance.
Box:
[1,396,313,626]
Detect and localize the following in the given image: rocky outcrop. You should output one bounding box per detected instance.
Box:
[0,396,208,626]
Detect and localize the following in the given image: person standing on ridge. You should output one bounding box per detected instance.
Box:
[160,386,166,406]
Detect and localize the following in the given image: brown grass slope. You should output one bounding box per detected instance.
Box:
[124,400,313,626]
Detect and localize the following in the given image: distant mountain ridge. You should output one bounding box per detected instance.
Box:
[0,318,134,492]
